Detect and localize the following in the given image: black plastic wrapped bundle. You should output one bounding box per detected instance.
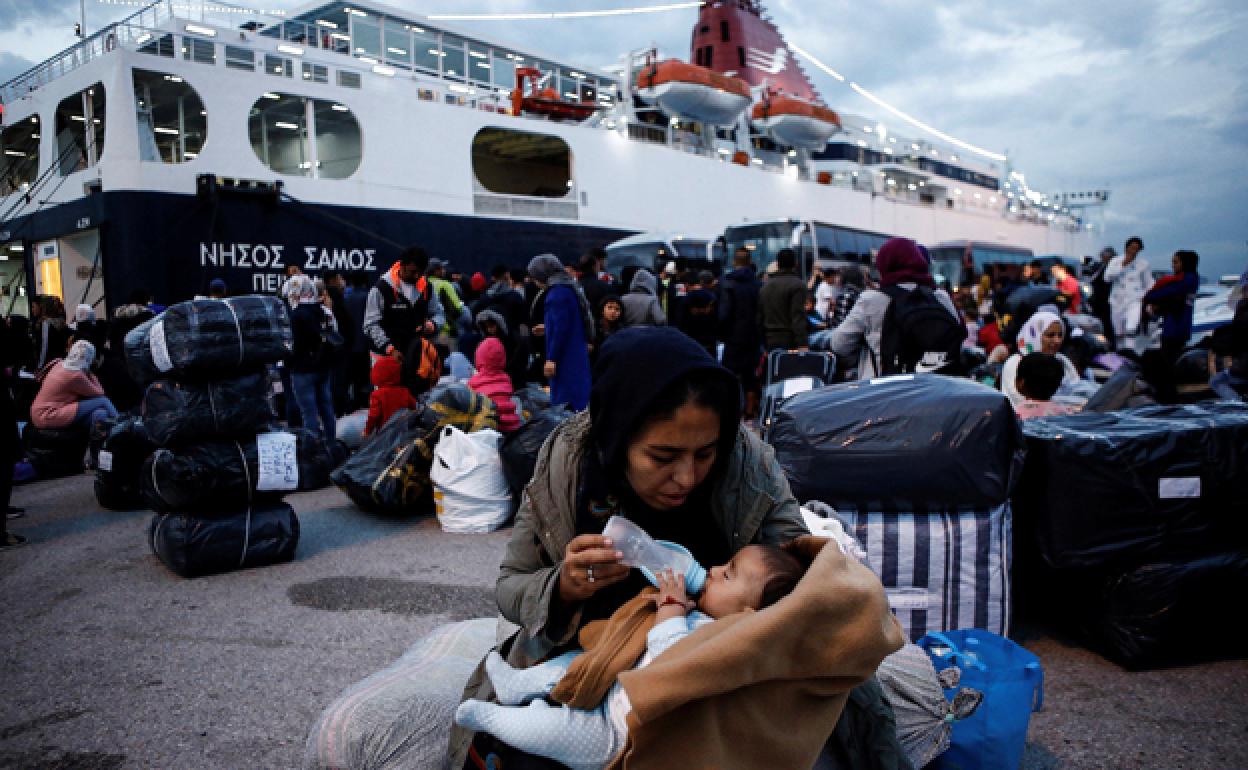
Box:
[23,424,90,480]
[149,502,300,578]
[1016,403,1248,570]
[332,385,499,514]
[500,407,571,496]
[1071,550,1248,669]
[770,375,1025,510]
[141,372,277,446]
[140,429,335,512]
[125,295,292,384]
[90,416,156,510]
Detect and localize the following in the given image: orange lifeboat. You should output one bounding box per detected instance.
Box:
[752,90,841,150]
[636,60,752,126]
[512,67,600,122]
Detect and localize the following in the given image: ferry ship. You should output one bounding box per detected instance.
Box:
[0,0,1106,314]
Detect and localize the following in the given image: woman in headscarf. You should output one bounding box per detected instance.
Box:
[528,254,594,411]
[448,327,846,767]
[828,237,961,379]
[287,275,340,441]
[1000,310,1082,409]
[31,340,117,431]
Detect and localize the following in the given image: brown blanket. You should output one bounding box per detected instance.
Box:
[550,588,659,710]
[609,536,906,770]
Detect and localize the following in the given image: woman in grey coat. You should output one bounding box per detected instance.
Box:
[448,327,807,767]
[619,268,667,327]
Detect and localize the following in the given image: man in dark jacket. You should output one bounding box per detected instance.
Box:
[344,271,372,410]
[577,250,611,315]
[679,270,719,356]
[1087,247,1117,350]
[719,248,764,417]
[758,248,809,351]
[361,247,445,396]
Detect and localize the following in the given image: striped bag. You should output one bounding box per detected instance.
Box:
[833,503,1013,643]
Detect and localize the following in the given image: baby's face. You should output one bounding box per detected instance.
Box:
[697,546,768,619]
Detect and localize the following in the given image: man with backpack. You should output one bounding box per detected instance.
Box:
[362,247,446,396]
[829,238,964,380]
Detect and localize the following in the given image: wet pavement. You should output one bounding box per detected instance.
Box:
[2,475,1245,769]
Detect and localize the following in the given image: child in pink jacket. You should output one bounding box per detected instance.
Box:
[30,340,118,431]
[468,337,520,433]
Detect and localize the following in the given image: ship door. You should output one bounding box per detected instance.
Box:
[32,230,105,315]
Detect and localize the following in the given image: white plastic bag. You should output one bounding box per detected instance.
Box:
[430,426,511,534]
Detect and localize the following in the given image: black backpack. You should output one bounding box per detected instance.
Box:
[876,285,966,375]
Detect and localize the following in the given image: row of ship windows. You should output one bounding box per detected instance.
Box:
[0,69,575,200]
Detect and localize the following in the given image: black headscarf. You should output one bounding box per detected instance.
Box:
[574,327,743,620]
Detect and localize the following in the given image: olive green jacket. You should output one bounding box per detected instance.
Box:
[448,411,808,767]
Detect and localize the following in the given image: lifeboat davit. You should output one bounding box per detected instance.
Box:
[752,91,841,150]
[636,60,752,126]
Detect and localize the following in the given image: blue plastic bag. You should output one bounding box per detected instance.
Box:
[918,630,1044,770]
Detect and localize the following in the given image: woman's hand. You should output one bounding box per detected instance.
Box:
[543,360,557,379]
[532,324,545,337]
[557,534,629,602]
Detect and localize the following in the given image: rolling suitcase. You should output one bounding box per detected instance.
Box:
[760,349,835,437]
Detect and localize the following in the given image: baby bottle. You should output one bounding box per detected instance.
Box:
[601,516,707,595]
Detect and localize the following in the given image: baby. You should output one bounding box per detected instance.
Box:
[455,544,804,770]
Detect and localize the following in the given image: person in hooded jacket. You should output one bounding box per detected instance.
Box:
[364,355,417,436]
[469,337,521,433]
[828,238,960,380]
[361,247,446,390]
[529,254,594,412]
[619,268,666,328]
[447,327,899,769]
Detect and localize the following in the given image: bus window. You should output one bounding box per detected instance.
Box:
[722,222,799,275]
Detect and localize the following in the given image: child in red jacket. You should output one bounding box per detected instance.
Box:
[365,356,417,435]
[468,337,520,433]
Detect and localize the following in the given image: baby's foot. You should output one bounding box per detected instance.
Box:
[485,650,559,706]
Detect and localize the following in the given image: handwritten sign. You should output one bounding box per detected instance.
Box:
[255,432,299,492]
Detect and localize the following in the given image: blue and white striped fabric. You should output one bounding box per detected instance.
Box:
[835,504,1013,643]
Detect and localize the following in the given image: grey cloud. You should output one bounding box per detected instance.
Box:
[0,0,74,29]
[0,51,36,83]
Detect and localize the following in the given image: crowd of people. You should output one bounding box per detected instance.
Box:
[3,233,1246,548]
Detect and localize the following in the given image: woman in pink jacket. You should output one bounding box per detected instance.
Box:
[31,341,118,431]
[468,337,520,433]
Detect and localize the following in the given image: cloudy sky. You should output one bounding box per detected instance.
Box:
[3,0,1246,278]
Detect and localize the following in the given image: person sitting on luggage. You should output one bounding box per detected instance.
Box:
[30,340,117,433]
[1014,353,1079,420]
[1000,311,1082,410]
[364,355,417,436]
[468,337,520,433]
[454,546,804,770]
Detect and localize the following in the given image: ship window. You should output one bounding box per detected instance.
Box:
[225,45,255,71]
[492,51,516,89]
[0,115,40,196]
[472,127,571,198]
[738,46,745,68]
[266,54,292,77]
[721,21,731,42]
[249,93,361,180]
[132,69,207,164]
[384,19,411,68]
[139,33,175,58]
[418,88,435,101]
[337,70,361,89]
[302,63,329,83]
[442,40,466,80]
[352,16,381,60]
[183,37,216,65]
[467,43,492,84]
[704,46,714,68]
[54,84,106,176]
[411,27,441,73]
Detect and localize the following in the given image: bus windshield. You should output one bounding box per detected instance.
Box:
[723,222,797,274]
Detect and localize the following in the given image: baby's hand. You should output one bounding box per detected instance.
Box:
[652,569,693,615]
